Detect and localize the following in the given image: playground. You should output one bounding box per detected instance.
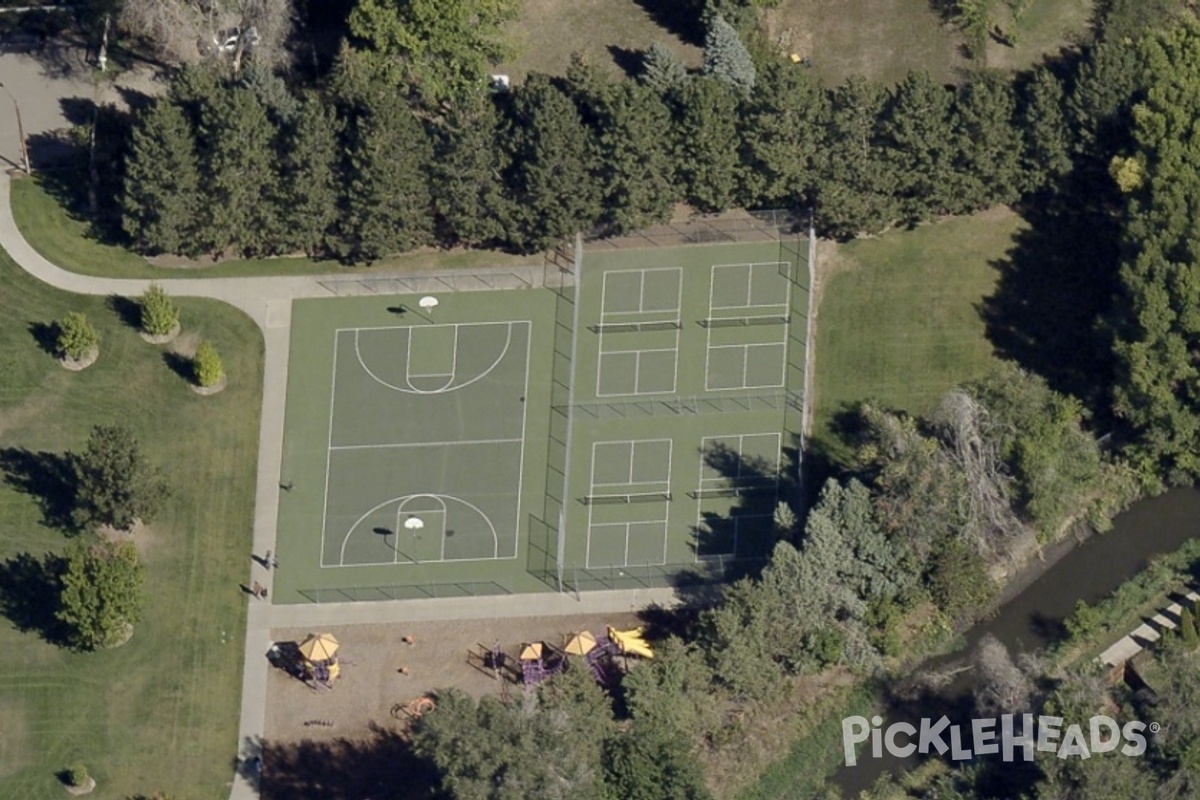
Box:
[272,237,809,603]
[262,611,646,742]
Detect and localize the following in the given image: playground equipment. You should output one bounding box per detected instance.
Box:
[564,631,597,656]
[298,633,342,688]
[607,626,655,659]
[391,696,436,721]
[518,641,564,687]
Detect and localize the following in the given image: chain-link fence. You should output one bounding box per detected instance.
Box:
[585,209,805,250]
[318,266,542,296]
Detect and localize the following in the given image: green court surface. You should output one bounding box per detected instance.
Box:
[275,238,809,603]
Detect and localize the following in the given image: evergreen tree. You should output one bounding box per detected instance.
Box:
[193,341,225,388]
[953,72,1026,208]
[56,312,100,362]
[282,94,341,257]
[814,76,899,238]
[121,100,202,255]
[501,74,602,252]
[702,13,756,93]
[57,539,143,651]
[72,425,170,530]
[1021,67,1074,187]
[640,42,688,94]
[737,59,827,208]
[200,87,285,257]
[338,88,435,262]
[595,82,677,234]
[428,90,512,247]
[139,283,180,338]
[881,71,966,221]
[674,76,741,212]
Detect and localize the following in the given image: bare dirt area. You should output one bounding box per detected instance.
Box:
[264,610,645,744]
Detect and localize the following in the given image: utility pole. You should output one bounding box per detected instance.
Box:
[0,82,31,175]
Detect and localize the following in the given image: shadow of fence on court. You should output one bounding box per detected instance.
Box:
[294,581,515,604]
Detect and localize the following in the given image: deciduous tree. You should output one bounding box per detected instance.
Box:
[348,0,520,106]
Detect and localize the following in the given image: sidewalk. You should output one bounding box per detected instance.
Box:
[0,169,686,800]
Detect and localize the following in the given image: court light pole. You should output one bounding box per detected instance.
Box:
[0,82,31,175]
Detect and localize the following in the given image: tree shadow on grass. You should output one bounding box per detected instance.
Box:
[162,351,195,385]
[631,0,706,46]
[979,171,1122,417]
[0,552,67,645]
[0,447,78,531]
[106,294,141,330]
[607,45,645,78]
[27,321,60,358]
[259,727,438,800]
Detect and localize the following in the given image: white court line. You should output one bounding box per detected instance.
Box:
[626,439,636,483]
[330,436,524,451]
[324,320,531,566]
[318,332,341,567]
[391,501,447,565]
[513,319,533,562]
[337,492,501,566]
[693,432,783,560]
[599,267,684,321]
[353,322,519,396]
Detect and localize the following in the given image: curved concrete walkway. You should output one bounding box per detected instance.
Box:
[0,171,680,798]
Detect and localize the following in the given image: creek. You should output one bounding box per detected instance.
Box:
[832,487,1200,796]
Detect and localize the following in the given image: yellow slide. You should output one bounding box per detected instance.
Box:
[607,626,654,659]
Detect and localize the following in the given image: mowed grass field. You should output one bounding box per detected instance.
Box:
[500,0,1093,85]
[9,176,536,280]
[0,249,262,798]
[811,211,1023,464]
[497,0,703,81]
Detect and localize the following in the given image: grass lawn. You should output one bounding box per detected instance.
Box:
[9,175,538,281]
[0,247,263,798]
[811,210,1022,464]
[497,0,703,81]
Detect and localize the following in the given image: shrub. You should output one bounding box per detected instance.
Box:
[66,763,88,787]
[139,283,180,337]
[1181,607,1199,650]
[57,312,99,360]
[193,341,225,388]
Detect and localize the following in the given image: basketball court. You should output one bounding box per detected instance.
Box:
[273,233,810,603]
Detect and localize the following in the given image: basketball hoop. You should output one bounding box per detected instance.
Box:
[404,516,425,532]
[419,296,439,313]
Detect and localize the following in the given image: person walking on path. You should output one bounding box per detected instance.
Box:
[252,581,265,599]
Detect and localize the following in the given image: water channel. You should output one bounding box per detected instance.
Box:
[832,486,1200,796]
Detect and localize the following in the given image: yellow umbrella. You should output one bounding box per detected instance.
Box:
[299,633,340,662]
[520,642,543,661]
[564,631,597,656]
